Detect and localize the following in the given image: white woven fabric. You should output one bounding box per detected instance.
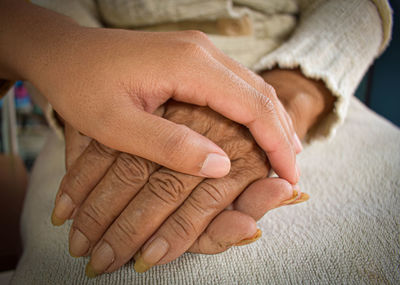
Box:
[11,98,400,284]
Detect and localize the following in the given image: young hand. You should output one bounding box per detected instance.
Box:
[0,0,300,183]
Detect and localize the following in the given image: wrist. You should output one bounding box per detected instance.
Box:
[261,68,335,139]
[0,0,82,82]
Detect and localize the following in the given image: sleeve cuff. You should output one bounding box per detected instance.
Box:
[252,0,390,142]
[371,0,393,54]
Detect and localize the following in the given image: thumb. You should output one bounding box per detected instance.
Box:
[88,109,231,178]
[234,178,309,221]
[188,210,260,254]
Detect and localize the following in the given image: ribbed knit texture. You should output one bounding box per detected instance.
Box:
[253,0,391,141]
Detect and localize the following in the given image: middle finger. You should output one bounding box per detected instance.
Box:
[68,152,158,257]
[84,166,206,276]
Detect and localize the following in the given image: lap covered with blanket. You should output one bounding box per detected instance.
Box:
[11,98,400,284]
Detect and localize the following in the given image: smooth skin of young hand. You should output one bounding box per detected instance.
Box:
[54,68,333,277]
[0,0,300,183]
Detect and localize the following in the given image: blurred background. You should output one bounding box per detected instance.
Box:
[355,0,400,128]
[0,1,398,281]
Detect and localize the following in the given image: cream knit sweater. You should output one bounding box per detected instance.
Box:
[29,0,392,142]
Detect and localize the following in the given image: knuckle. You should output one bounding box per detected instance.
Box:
[147,171,186,205]
[254,93,275,119]
[162,125,191,162]
[60,171,86,197]
[91,140,117,158]
[169,211,198,241]
[164,103,195,125]
[111,153,152,186]
[183,30,209,42]
[60,168,97,200]
[77,202,107,232]
[232,156,268,180]
[263,83,278,99]
[111,218,140,248]
[190,182,226,213]
[179,41,208,59]
[223,134,255,159]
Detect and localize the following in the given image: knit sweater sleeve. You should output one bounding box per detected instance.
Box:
[252,0,392,141]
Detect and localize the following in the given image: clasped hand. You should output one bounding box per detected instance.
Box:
[52,101,306,277]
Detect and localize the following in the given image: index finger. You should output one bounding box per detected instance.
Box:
[51,140,118,226]
[170,57,297,184]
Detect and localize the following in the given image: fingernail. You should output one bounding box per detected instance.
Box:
[279,188,299,206]
[69,229,90,257]
[290,192,310,205]
[200,153,231,178]
[88,241,114,276]
[133,252,147,273]
[134,237,169,273]
[133,251,141,261]
[279,186,310,207]
[85,262,97,279]
[51,193,74,226]
[294,133,303,153]
[234,229,262,246]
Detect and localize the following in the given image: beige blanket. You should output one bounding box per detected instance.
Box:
[11,98,400,284]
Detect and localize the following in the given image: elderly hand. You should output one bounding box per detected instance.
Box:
[0,0,300,183]
[260,68,335,139]
[54,101,306,277]
[53,67,333,277]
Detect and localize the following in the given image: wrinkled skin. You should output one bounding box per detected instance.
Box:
[58,101,297,275]
[54,68,334,276]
